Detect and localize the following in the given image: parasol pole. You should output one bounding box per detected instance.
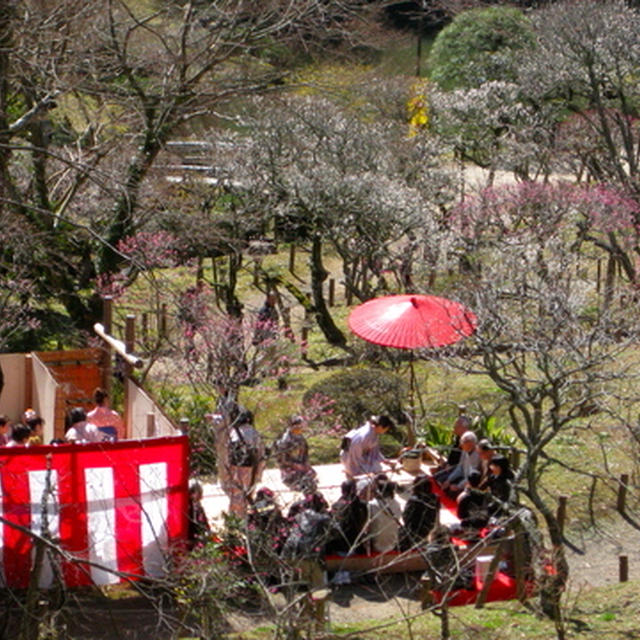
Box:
[407,351,425,447]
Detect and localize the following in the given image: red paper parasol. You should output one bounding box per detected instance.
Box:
[348,294,477,350]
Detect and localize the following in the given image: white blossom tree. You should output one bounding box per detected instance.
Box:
[218,92,458,345]
[0,0,381,344]
[445,180,640,639]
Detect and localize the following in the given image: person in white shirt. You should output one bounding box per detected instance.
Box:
[440,431,480,496]
[5,423,31,447]
[340,415,395,478]
[64,407,105,443]
[367,478,402,553]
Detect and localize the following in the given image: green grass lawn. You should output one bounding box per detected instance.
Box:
[231,580,640,640]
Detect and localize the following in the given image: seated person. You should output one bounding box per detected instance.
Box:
[22,408,38,424]
[281,491,332,594]
[87,387,125,440]
[487,455,515,516]
[423,525,474,593]
[438,431,480,496]
[187,480,211,550]
[399,474,440,551]
[247,487,287,568]
[5,423,31,447]
[326,479,368,555]
[0,415,11,446]
[26,415,44,446]
[287,491,329,522]
[477,439,495,489]
[281,491,332,562]
[367,478,402,553]
[65,407,105,443]
[455,469,490,535]
[433,405,473,480]
[249,487,286,537]
[273,415,317,493]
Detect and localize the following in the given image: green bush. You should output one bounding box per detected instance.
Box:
[429,6,535,91]
[157,389,217,476]
[420,413,516,456]
[302,367,408,434]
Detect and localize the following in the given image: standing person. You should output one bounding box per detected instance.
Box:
[208,386,243,516]
[253,292,279,345]
[274,415,318,493]
[0,415,12,446]
[454,405,472,433]
[177,283,206,360]
[225,408,265,517]
[64,407,105,443]
[340,415,395,478]
[87,387,125,440]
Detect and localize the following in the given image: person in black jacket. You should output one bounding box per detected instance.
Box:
[433,405,473,483]
[399,475,440,551]
[455,469,490,535]
[326,479,368,555]
[423,526,474,594]
[187,481,211,550]
[487,455,515,516]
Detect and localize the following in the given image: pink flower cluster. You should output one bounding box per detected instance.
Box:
[452,181,640,239]
[117,230,179,269]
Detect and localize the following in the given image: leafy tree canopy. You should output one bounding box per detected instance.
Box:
[429,5,535,90]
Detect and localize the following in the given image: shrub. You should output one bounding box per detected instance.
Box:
[302,367,408,434]
[158,389,217,476]
[429,6,535,91]
[172,528,259,638]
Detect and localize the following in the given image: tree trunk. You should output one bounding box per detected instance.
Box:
[603,254,617,311]
[224,251,243,318]
[527,475,569,640]
[98,123,166,274]
[439,604,450,640]
[310,235,347,348]
[0,3,13,207]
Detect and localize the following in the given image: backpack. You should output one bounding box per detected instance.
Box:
[229,428,258,467]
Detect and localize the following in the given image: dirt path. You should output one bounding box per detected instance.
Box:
[564,515,640,588]
[222,514,640,634]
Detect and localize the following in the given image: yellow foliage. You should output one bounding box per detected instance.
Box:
[407,79,429,137]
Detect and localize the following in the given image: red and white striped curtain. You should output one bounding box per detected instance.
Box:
[0,436,189,588]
